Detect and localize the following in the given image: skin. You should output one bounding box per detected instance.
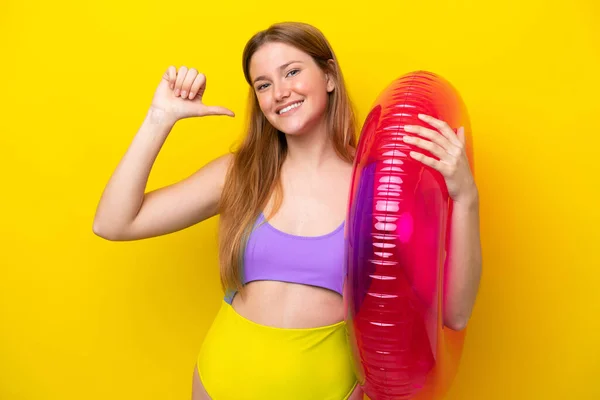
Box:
[93,40,480,400]
[188,40,364,400]
[234,42,350,326]
[403,119,482,330]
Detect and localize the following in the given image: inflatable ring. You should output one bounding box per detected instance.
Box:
[344,71,472,400]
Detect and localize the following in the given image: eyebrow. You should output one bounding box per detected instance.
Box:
[252,60,303,84]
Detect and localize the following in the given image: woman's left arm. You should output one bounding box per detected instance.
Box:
[443,187,482,330]
[403,114,482,331]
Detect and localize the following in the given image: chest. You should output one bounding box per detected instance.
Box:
[264,167,351,237]
[243,213,347,295]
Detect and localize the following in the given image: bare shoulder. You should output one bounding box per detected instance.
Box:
[149,151,234,204]
[194,152,234,187]
[141,151,235,219]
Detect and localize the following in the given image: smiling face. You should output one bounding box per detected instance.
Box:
[248,41,335,136]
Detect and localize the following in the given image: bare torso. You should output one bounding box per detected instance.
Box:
[232,281,344,328]
[232,155,353,329]
[191,156,363,399]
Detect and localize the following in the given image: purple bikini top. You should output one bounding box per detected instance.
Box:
[224,213,346,304]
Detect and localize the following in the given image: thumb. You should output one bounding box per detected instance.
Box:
[203,105,235,117]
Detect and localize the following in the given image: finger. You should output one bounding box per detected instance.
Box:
[418,114,462,146]
[404,124,452,152]
[174,66,188,96]
[180,68,198,99]
[402,135,447,160]
[409,151,446,173]
[203,105,235,117]
[447,127,466,158]
[188,72,206,100]
[163,66,177,89]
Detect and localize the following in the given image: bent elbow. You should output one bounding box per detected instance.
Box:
[92,220,123,241]
[445,319,468,332]
[444,313,470,331]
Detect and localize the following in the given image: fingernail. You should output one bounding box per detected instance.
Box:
[174,89,180,96]
[189,92,195,99]
[181,90,187,98]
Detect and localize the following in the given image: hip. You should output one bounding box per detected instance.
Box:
[197,299,358,399]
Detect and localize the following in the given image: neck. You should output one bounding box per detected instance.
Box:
[283,119,338,170]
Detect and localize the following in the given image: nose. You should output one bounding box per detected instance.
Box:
[273,81,291,103]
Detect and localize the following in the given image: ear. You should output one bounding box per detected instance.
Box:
[325,59,336,93]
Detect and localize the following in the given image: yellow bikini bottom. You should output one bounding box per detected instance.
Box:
[197,300,358,399]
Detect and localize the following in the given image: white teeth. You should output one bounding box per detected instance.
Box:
[278,101,303,114]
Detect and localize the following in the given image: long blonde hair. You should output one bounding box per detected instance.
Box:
[217,21,357,294]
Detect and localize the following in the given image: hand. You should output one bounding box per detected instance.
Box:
[150,66,235,122]
[403,114,477,204]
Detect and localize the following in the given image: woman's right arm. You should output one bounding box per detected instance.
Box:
[92,66,235,241]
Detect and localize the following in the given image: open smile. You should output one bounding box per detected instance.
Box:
[277,100,304,115]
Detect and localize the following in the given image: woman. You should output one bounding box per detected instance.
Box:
[93,21,482,400]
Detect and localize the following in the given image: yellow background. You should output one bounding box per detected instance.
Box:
[1,0,598,399]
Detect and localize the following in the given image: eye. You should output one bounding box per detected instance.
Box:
[256,82,270,91]
[286,68,300,77]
